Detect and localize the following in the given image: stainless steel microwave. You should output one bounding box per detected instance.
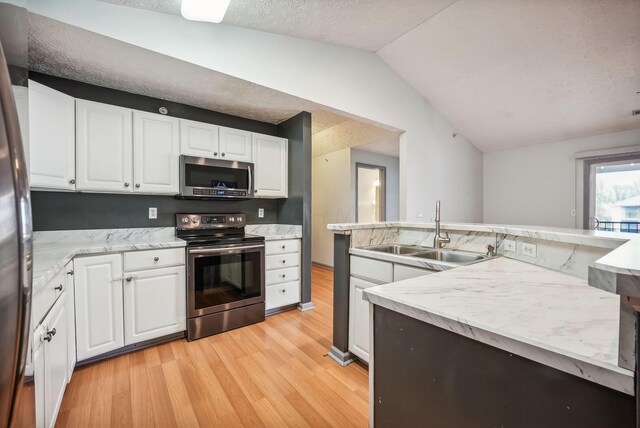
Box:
[179,155,254,199]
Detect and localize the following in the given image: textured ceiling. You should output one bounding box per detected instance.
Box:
[312,117,400,158]
[28,13,400,155]
[378,0,640,152]
[98,0,456,51]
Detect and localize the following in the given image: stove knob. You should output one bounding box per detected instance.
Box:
[181,217,189,224]
[191,218,198,224]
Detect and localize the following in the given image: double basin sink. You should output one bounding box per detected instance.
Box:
[362,244,489,265]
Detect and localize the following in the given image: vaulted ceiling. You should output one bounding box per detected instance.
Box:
[99,0,640,152]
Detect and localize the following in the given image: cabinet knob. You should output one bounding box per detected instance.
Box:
[67,270,74,276]
[280,289,286,294]
[125,276,133,282]
[124,182,130,188]
[254,189,258,193]
[281,245,286,249]
[44,328,56,342]
[69,179,75,185]
[221,152,226,157]
[154,257,160,262]
[281,274,286,278]
[54,284,63,291]
[135,183,141,188]
[214,152,218,156]
[282,260,286,264]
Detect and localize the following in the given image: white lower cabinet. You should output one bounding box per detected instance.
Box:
[73,254,124,360]
[33,292,69,428]
[348,276,376,362]
[124,266,186,344]
[265,238,301,311]
[64,262,76,380]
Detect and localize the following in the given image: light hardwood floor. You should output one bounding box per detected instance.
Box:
[55,265,369,427]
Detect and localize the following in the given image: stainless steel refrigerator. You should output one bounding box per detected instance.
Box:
[0,36,34,427]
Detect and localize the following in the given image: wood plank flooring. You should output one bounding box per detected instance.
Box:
[55,266,369,427]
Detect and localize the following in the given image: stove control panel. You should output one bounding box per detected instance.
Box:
[176,213,246,230]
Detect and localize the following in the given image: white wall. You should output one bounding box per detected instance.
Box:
[351,149,400,221]
[484,129,640,228]
[24,0,484,223]
[312,148,352,267]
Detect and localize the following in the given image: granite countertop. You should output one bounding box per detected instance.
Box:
[32,225,304,293]
[363,257,633,395]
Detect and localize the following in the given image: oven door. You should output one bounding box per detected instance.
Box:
[187,243,265,317]
[180,155,254,199]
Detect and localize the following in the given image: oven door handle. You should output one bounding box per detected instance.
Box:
[188,244,264,255]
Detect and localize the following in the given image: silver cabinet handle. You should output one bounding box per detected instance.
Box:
[44,328,56,342]
[124,182,130,188]
[54,284,63,291]
[67,270,74,276]
[154,257,159,262]
[69,179,75,185]
[125,276,133,282]
[135,184,140,188]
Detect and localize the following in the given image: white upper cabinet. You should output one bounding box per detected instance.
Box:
[76,100,133,192]
[219,126,253,162]
[179,119,219,158]
[28,80,75,190]
[252,133,288,198]
[133,111,180,194]
[12,85,29,173]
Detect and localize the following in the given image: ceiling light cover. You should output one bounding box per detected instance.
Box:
[181,0,231,23]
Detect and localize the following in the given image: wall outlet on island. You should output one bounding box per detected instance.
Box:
[503,239,516,252]
[258,208,264,218]
[148,207,157,219]
[522,242,537,258]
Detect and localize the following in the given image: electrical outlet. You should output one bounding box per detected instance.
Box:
[258,208,264,218]
[149,207,157,219]
[503,239,516,252]
[522,242,537,258]
[570,208,576,217]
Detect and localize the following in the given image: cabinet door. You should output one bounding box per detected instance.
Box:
[252,133,288,198]
[348,276,375,363]
[32,325,45,428]
[43,293,68,428]
[28,80,75,190]
[133,111,179,194]
[123,266,186,344]
[73,254,124,361]
[219,126,252,162]
[180,119,219,158]
[12,85,29,174]
[65,262,76,380]
[76,100,133,192]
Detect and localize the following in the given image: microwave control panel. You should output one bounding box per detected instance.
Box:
[192,188,247,197]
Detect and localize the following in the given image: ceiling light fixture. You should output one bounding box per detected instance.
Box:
[181,0,231,23]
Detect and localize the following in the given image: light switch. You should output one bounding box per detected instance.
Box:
[149,207,158,219]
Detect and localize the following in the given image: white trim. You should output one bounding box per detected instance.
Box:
[575,144,640,160]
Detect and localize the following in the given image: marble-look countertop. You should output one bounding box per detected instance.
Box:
[328,221,640,276]
[349,247,475,272]
[32,228,185,293]
[363,257,633,395]
[32,225,303,292]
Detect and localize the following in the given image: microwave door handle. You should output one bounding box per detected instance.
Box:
[248,166,253,194]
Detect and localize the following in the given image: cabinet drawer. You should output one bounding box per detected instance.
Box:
[266,253,299,271]
[265,281,300,310]
[393,264,433,282]
[33,269,65,326]
[265,239,300,255]
[350,256,392,284]
[124,248,184,271]
[266,267,300,285]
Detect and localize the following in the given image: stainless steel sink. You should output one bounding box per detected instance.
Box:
[412,250,487,264]
[362,244,424,255]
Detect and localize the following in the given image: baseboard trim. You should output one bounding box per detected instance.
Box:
[312,261,333,270]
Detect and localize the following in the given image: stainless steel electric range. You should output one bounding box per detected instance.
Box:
[176,213,265,341]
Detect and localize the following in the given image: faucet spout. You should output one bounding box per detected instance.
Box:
[434,200,450,249]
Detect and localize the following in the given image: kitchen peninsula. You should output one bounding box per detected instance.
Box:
[328,221,640,427]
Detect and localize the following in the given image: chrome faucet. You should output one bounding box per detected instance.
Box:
[433,200,450,248]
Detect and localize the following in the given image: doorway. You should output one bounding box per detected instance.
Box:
[356,163,386,223]
[585,155,640,233]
